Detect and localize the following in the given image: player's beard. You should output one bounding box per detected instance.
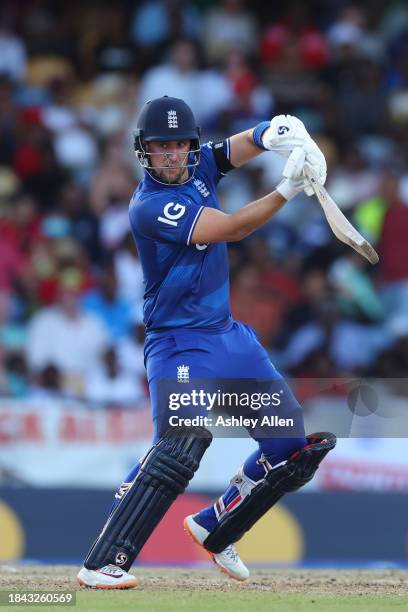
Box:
[153,165,189,184]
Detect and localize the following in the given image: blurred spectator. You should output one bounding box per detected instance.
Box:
[203,0,258,63]
[231,263,285,346]
[85,346,145,406]
[0,290,26,352]
[26,271,109,393]
[81,264,133,340]
[387,315,408,375]
[21,5,76,61]
[0,225,25,291]
[388,56,408,123]
[0,18,26,81]
[222,48,274,132]
[37,73,99,185]
[337,59,389,137]
[216,164,255,214]
[30,238,93,307]
[99,199,133,251]
[117,320,146,380]
[0,75,17,166]
[10,191,42,255]
[92,7,136,74]
[277,268,331,346]
[13,112,68,211]
[329,253,384,322]
[353,171,395,244]
[380,3,408,43]
[130,0,200,49]
[90,132,134,216]
[370,314,408,392]
[59,181,102,264]
[378,176,408,316]
[279,299,391,373]
[261,4,328,70]
[51,127,99,187]
[263,36,323,110]
[41,78,78,134]
[78,75,138,139]
[246,236,301,306]
[3,351,30,397]
[327,6,367,59]
[113,233,144,313]
[326,144,381,210]
[138,39,233,125]
[31,363,63,398]
[0,344,7,395]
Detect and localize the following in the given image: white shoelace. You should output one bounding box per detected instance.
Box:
[224,545,239,563]
[100,564,123,576]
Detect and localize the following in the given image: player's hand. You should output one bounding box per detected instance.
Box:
[276,147,309,200]
[262,115,327,195]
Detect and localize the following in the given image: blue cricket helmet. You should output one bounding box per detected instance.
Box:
[133,96,201,174]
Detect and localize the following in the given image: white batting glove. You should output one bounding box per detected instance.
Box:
[262,115,327,195]
[276,147,308,200]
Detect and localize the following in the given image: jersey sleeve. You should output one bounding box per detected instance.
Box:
[199,140,235,186]
[129,195,204,246]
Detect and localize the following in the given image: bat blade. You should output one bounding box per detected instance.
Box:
[304,165,379,265]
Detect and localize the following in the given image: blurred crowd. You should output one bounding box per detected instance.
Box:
[1,0,408,405]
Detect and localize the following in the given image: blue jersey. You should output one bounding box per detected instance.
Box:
[129,141,232,331]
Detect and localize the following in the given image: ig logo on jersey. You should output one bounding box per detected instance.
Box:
[158,202,186,226]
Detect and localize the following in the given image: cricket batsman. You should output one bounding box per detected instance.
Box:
[77,96,336,588]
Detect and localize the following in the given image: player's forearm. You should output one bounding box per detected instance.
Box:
[229,128,265,167]
[228,190,287,240]
[191,147,308,244]
[190,190,287,244]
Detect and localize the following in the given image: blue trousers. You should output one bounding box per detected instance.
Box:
[112,320,307,526]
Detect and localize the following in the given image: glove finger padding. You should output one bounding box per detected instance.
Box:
[276,147,308,201]
[282,147,306,180]
[303,141,327,196]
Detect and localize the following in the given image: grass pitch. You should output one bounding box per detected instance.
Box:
[0,565,407,611]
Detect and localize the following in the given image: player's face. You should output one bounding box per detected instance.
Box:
[146,140,191,184]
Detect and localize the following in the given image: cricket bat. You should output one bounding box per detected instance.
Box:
[304,164,379,265]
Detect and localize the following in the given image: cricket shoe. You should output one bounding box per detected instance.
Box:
[184,514,249,581]
[77,564,137,589]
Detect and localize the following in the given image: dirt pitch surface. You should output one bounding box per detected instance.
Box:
[1,565,407,596]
